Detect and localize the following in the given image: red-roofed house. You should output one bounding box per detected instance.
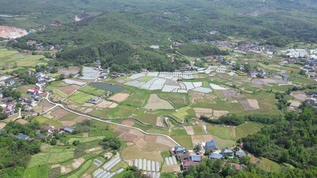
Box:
[182,161,200,170]
[38,91,47,96]
[225,163,246,171]
[26,89,38,95]
[12,73,18,77]
[41,125,61,133]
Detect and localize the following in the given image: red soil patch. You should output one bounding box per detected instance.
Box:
[39,100,54,111]
[144,135,157,143]
[59,85,81,95]
[119,133,138,142]
[122,120,135,126]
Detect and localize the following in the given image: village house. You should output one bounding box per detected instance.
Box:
[0,92,3,98]
[0,80,5,86]
[4,104,15,115]
[205,139,218,150]
[41,125,61,134]
[64,126,75,133]
[209,153,223,160]
[16,134,29,140]
[23,105,32,111]
[235,151,246,158]
[259,69,266,78]
[86,96,102,104]
[221,148,234,156]
[26,88,38,95]
[189,155,201,162]
[6,79,15,86]
[248,71,257,78]
[182,161,200,170]
[225,163,246,171]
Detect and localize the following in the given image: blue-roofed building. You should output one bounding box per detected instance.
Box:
[209,153,223,160]
[221,148,234,156]
[229,156,234,159]
[236,151,246,158]
[64,126,74,133]
[205,139,218,150]
[189,155,201,162]
[16,134,28,140]
[173,146,188,154]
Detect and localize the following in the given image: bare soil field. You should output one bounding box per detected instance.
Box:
[60,121,75,127]
[222,90,245,98]
[129,129,144,137]
[58,67,79,75]
[33,106,43,113]
[191,135,213,143]
[261,78,277,83]
[156,117,164,127]
[135,138,147,149]
[74,116,90,122]
[83,132,88,137]
[119,133,138,142]
[289,100,301,107]
[72,158,85,169]
[162,165,181,173]
[51,164,60,169]
[194,108,213,118]
[144,94,173,110]
[143,143,171,152]
[239,99,259,110]
[43,111,55,119]
[16,119,29,125]
[51,108,70,119]
[39,100,55,111]
[59,85,81,95]
[156,136,177,147]
[213,110,229,117]
[165,80,179,86]
[116,126,130,132]
[0,122,6,129]
[184,126,194,135]
[144,135,157,143]
[290,91,308,101]
[109,93,130,102]
[122,120,135,126]
[108,103,118,108]
[114,78,126,83]
[96,100,114,108]
[121,146,163,162]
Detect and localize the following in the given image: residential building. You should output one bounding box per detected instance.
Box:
[173,146,189,154]
[25,70,32,75]
[205,139,218,150]
[248,71,257,78]
[182,161,200,170]
[16,134,29,140]
[86,96,102,104]
[6,79,15,86]
[208,153,223,160]
[64,126,75,133]
[26,88,38,95]
[235,151,246,158]
[0,92,3,98]
[221,148,234,156]
[189,155,201,162]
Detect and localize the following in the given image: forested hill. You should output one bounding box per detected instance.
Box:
[4,0,317,48]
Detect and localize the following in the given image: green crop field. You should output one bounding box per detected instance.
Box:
[28,153,50,168]
[158,93,189,108]
[207,125,236,140]
[134,111,157,125]
[33,116,63,127]
[89,108,112,118]
[124,92,149,107]
[172,106,193,121]
[50,81,69,87]
[108,105,136,118]
[139,76,154,82]
[46,86,68,98]
[68,91,94,104]
[212,135,236,149]
[236,122,264,139]
[38,165,48,178]
[68,136,105,144]
[48,151,74,164]
[171,135,193,149]
[192,125,205,135]
[58,113,79,121]
[79,85,106,97]
[259,158,281,172]
[172,128,188,135]
[23,167,38,178]
[0,48,48,68]
[69,160,92,177]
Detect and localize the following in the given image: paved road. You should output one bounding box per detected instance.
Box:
[44,92,180,146]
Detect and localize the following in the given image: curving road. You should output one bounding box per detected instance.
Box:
[44,92,180,146]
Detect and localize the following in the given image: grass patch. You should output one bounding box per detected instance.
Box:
[47,151,74,164]
[143,143,171,152]
[109,161,129,172]
[158,93,189,108]
[33,116,63,127]
[207,125,236,140]
[68,136,105,144]
[71,160,93,177]
[160,151,172,159]
[23,167,38,178]
[172,128,188,135]
[50,81,69,87]
[171,135,193,149]
[124,92,149,107]
[121,146,163,162]
[212,135,236,149]
[68,91,94,104]
[192,126,205,135]
[46,86,68,98]
[108,105,136,118]
[139,76,154,82]
[172,106,192,121]
[214,90,225,99]
[259,158,281,172]
[58,113,79,121]
[89,108,112,118]
[236,122,263,139]
[79,85,106,97]
[28,153,50,168]
[38,165,48,178]
[134,110,157,125]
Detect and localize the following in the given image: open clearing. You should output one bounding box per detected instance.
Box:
[290,91,308,101]
[142,142,171,152]
[162,165,181,173]
[222,90,245,98]
[58,67,79,75]
[51,108,70,120]
[108,93,130,102]
[184,126,194,135]
[258,158,281,172]
[193,108,213,117]
[213,110,229,117]
[171,135,192,149]
[144,94,174,110]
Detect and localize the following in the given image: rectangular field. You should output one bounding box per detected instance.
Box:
[171,135,193,149]
[79,85,105,97]
[58,113,80,121]
[124,92,149,107]
[33,116,63,127]
[68,91,94,104]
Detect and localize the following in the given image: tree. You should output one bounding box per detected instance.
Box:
[244,64,251,73]
[73,140,80,146]
[51,139,57,145]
